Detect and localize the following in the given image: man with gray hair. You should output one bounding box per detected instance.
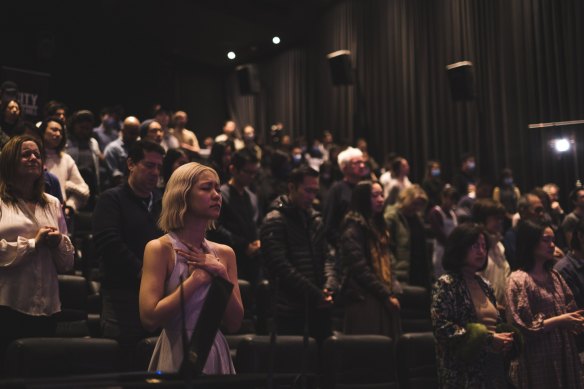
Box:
[323,146,369,255]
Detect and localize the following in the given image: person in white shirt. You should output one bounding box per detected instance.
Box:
[169,111,200,153]
[215,120,244,150]
[0,136,74,359]
[472,198,510,311]
[39,118,90,212]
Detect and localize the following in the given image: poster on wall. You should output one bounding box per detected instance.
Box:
[1,66,50,122]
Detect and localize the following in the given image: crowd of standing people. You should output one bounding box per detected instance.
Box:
[1,85,584,386]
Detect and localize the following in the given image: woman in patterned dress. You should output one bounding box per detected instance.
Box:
[506,220,584,388]
[431,223,514,388]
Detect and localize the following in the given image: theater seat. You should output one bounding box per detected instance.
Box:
[322,334,398,389]
[4,338,120,378]
[236,279,256,334]
[235,335,318,376]
[254,279,272,335]
[225,334,254,361]
[396,332,438,389]
[134,336,159,371]
[399,284,432,333]
[55,274,91,337]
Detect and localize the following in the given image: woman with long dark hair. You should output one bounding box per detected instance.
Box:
[340,180,401,336]
[207,141,233,184]
[506,220,584,388]
[0,99,22,143]
[161,147,189,190]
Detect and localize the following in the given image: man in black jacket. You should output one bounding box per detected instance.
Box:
[322,147,368,265]
[92,140,164,366]
[211,149,261,286]
[260,166,338,342]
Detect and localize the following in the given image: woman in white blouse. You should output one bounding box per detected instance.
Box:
[38,118,89,212]
[0,136,74,357]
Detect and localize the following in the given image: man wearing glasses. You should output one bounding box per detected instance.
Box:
[322,147,369,263]
[92,140,165,369]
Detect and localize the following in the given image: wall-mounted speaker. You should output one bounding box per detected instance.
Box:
[446,61,474,101]
[326,50,353,86]
[236,64,260,95]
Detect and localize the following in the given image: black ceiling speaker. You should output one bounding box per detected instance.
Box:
[327,50,353,85]
[446,61,475,101]
[236,64,260,95]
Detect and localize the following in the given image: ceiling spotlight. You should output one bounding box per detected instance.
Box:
[227,51,236,60]
[272,36,281,45]
[553,138,571,153]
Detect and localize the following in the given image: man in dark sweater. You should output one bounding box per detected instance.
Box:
[452,152,477,197]
[323,147,369,264]
[92,140,164,364]
[261,166,338,343]
[562,186,584,250]
[211,149,261,286]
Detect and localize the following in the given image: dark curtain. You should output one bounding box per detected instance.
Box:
[225,49,311,144]
[226,0,584,197]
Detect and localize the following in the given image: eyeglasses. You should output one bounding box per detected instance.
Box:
[471,242,487,251]
[540,235,554,244]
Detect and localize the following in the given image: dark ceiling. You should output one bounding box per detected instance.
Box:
[2,0,338,71]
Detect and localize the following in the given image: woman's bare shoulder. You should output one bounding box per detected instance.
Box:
[206,240,235,260]
[146,235,174,257]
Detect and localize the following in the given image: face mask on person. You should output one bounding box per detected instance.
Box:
[292,154,302,164]
[504,177,513,186]
[431,168,441,177]
[361,165,371,178]
[466,161,475,171]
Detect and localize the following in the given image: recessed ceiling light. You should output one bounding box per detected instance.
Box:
[272,36,281,45]
[227,51,236,60]
[553,138,571,153]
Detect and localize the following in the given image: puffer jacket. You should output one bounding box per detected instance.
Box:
[260,195,338,314]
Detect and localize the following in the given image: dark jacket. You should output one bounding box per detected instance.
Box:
[323,180,354,249]
[555,252,584,309]
[215,183,259,256]
[260,194,338,314]
[92,183,163,290]
[340,213,398,303]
